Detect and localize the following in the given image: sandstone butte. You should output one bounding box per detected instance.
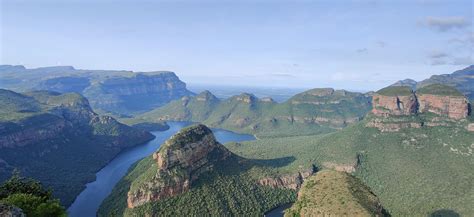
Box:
[126,124,231,208]
[372,85,470,120]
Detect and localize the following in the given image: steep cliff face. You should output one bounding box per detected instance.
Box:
[0,89,154,205]
[367,84,471,132]
[257,168,314,190]
[371,86,418,117]
[417,94,469,119]
[127,124,231,208]
[84,72,194,114]
[417,84,469,120]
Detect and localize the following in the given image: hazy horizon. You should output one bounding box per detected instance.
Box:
[1,0,472,90]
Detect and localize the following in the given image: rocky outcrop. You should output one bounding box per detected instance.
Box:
[259,97,275,103]
[257,167,315,190]
[372,93,418,117]
[234,93,257,104]
[467,123,474,132]
[369,84,471,131]
[365,119,423,132]
[417,94,469,120]
[127,124,231,208]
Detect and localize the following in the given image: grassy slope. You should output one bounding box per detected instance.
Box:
[417,84,464,96]
[376,86,413,96]
[285,170,385,216]
[0,89,42,121]
[226,119,474,216]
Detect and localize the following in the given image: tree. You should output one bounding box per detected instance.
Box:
[0,170,66,217]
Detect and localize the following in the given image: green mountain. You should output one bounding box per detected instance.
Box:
[0,65,194,114]
[138,88,371,137]
[103,86,474,216]
[285,170,388,217]
[0,89,155,206]
[99,124,301,216]
[225,87,473,216]
[392,65,474,100]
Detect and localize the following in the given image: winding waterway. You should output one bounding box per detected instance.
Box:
[67,122,255,217]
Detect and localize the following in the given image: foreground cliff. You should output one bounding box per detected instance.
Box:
[0,89,154,205]
[0,65,194,114]
[286,170,388,217]
[138,88,371,137]
[99,124,313,216]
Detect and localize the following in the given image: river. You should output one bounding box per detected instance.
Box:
[67,122,255,217]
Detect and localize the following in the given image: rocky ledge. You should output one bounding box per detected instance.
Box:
[127,124,231,208]
[257,167,315,190]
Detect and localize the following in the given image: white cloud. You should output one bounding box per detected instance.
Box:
[428,50,449,59]
[422,16,471,32]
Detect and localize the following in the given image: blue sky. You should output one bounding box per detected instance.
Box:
[1,0,472,90]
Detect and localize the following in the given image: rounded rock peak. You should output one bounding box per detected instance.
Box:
[305,88,335,96]
[196,90,218,101]
[164,124,215,149]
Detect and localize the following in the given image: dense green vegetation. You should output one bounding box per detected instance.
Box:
[0,171,66,217]
[376,86,413,96]
[99,124,298,216]
[285,170,387,216]
[0,89,154,206]
[138,88,371,138]
[99,155,297,216]
[417,84,464,96]
[226,118,474,216]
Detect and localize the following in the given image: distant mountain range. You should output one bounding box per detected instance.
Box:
[135,88,372,137]
[0,65,194,114]
[391,65,474,100]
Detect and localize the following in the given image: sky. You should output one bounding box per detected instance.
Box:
[0,0,472,91]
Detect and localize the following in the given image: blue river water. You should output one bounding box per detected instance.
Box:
[67,122,255,217]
